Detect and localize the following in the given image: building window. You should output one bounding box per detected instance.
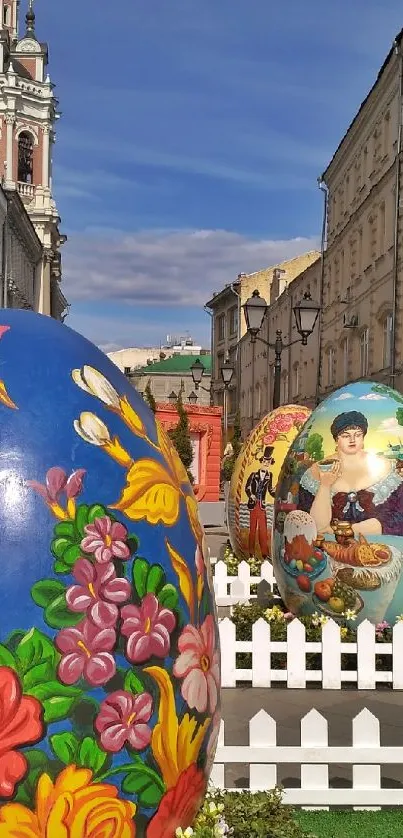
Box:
[383,314,393,368]
[282,372,288,404]
[248,387,253,418]
[360,329,369,376]
[17,131,34,183]
[124,366,131,376]
[357,228,363,274]
[217,314,225,343]
[379,202,386,256]
[217,352,224,380]
[342,337,349,382]
[229,305,238,336]
[383,111,390,157]
[326,347,335,386]
[293,363,300,397]
[3,5,9,25]
[363,146,368,181]
[256,383,261,417]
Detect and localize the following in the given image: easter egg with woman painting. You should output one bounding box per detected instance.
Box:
[273,380,403,626]
[228,404,311,562]
[0,310,219,837]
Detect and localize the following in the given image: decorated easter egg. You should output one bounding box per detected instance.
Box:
[228,404,311,561]
[273,380,403,626]
[0,311,219,837]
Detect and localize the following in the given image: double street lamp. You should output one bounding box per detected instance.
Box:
[243,289,320,411]
[190,356,235,442]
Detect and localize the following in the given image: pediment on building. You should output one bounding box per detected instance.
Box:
[15,37,41,54]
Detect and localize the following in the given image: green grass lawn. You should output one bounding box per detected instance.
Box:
[295,810,402,838]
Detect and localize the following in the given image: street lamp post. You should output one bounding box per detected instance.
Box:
[190,356,235,444]
[188,390,198,405]
[243,289,320,411]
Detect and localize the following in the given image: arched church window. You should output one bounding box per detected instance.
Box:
[3,5,10,26]
[17,131,34,183]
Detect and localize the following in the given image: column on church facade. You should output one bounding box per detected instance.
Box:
[37,251,52,315]
[5,114,14,185]
[42,124,50,187]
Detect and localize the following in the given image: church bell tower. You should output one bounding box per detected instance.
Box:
[0,0,67,317]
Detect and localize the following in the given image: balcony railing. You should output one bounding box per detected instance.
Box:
[17,182,35,200]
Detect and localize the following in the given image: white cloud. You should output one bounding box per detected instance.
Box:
[62,228,319,308]
[333,392,354,401]
[359,393,387,401]
[378,417,401,433]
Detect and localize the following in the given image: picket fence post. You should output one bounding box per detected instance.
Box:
[322,620,342,689]
[235,561,251,601]
[210,719,225,789]
[252,619,271,687]
[219,618,236,687]
[249,709,276,790]
[300,709,329,809]
[287,619,307,687]
[393,621,403,688]
[357,621,376,689]
[352,709,381,810]
[260,560,276,589]
[213,561,228,600]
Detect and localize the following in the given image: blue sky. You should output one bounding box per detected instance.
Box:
[36,0,403,350]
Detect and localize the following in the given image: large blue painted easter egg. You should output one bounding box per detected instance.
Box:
[273,380,403,626]
[228,405,311,561]
[0,311,219,837]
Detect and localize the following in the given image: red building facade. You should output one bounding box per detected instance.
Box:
[156,402,222,502]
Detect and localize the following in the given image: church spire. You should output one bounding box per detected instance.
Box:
[25,0,35,36]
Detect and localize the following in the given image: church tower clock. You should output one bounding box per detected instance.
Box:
[0,0,67,317]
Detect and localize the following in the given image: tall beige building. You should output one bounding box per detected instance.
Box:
[318,30,403,396]
[206,252,320,436]
[239,256,321,434]
[207,29,403,438]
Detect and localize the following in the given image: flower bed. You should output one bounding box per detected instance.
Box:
[230,602,397,675]
[180,786,311,837]
[221,546,398,675]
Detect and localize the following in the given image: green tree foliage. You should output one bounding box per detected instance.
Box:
[232,411,242,459]
[168,391,194,481]
[397,408,403,427]
[305,432,324,461]
[144,381,156,414]
[221,412,242,483]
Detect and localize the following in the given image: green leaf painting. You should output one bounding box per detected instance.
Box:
[15,628,58,675]
[26,681,82,723]
[78,737,108,774]
[121,760,165,808]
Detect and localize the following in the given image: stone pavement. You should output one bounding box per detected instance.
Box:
[221,687,403,789]
[205,526,229,561]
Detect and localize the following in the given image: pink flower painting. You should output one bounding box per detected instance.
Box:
[120,594,176,664]
[81,515,131,563]
[173,615,220,714]
[95,690,153,753]
[55,619,116,686]
[66,559,132,628]
[28,467,86,504]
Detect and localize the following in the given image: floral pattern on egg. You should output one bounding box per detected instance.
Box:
[0,310,219,838]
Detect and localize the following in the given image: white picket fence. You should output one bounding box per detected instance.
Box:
[211,707,403,808]
[219,617,403,689]
[212,559,280,607]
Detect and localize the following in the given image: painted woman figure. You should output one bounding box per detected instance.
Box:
[298,410,403,535]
